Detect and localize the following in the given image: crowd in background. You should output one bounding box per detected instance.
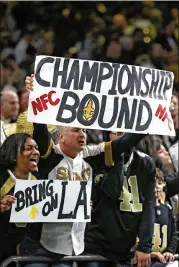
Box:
[0,1,179,143]
[0,1,179,266]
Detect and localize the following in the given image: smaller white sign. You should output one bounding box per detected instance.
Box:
[10,180,92,222]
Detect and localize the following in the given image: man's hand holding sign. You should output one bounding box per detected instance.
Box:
[1,195,16,212]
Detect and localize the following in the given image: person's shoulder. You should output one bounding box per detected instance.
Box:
[135,150,156,170]
[164,201,173,213]
[0,169,15,196]
[135,150,154,163]
[135,150,149,158]
[0,169,10,182]
[31,170,41,180]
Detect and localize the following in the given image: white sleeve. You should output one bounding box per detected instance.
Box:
[169,142,178,172]
[53,144,64,155]
[82,142,105,158]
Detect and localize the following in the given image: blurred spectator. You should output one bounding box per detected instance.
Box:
[1,62,16,93]
[118,35,134,65]
[169,141,178,172]
[155,17,178,53]
[1,55,25,92]
[0,120,6,146]
[2,111,57,139]
[86,129,103,144]
[14,30,36,65]
[132,28,148,61]
[133,28,144,42]
[149,42,166,70]
[0,2,16,36]
[0,93,7,145]
[171,94,179,130]
[135,54,154,68]
[19,89,30,113]
[0,91,19,123]
[19,43,37,76]
[104,39,122,62]
[38,27,55,56]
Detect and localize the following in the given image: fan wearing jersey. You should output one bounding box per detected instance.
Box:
[150,168,178,267]
[84,131,156,267]
[0,133,40,264]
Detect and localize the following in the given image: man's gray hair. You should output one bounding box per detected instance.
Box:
[56,125,67,134]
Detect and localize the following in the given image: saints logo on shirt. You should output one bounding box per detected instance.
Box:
[94,174,103,184]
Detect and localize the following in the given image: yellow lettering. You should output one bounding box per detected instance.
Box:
[82,168,90,181]
[73,172,82,181]
[119,176,142,212]
[56,167,91,181]
[129,176,142,212]
[57,167,71,180]
[160,225,167,253]
[152,223,161,252]
[152,223,168,252]
[120,176,131,211]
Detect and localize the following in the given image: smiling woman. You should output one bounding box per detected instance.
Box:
[0,133,40,263]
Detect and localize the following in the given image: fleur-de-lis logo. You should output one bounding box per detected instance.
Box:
[83,99,94,120]
[29,205,38,220]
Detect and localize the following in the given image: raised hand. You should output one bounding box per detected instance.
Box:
[25,74,34,91]
[134,251,151,267]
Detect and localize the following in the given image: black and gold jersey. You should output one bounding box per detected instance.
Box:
[152,202,177,254]
[85,150,156,261]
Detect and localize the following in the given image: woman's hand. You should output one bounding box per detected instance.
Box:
[25,74,34,91]
[169,95,175,112]
[0,195,16,212]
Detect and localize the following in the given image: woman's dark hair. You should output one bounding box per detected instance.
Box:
[154,137,162,152]
[135,135,158,160]
[0,133,32,171]
[153,136,170,154]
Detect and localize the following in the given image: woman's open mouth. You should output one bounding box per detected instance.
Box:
[29,157,39,167]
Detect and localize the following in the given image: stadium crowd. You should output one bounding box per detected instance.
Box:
[0,1,179,267]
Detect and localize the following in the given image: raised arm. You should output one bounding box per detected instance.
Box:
[111,133,146,162]
[33,123,53,158]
